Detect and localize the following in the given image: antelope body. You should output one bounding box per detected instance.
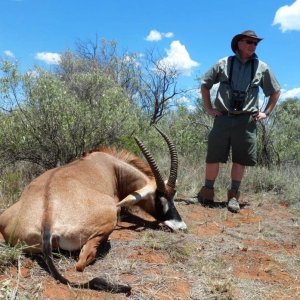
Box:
[0,128,186,293]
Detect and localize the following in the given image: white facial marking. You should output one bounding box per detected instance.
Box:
[158,195,187,231]
[160,196,169,214]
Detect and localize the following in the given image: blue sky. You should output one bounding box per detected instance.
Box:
[1,0,300,101]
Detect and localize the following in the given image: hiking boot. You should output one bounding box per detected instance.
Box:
[187,186,214,205]
[227,189,240,213]
[197,186,214,206]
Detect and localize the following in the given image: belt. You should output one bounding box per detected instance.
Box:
[220,111,255,117]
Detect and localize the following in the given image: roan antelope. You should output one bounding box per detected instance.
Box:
[0,127,186,294]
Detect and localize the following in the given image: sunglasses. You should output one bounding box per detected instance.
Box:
[243,39,258,46]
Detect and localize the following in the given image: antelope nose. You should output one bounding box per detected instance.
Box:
[163,220,187,231]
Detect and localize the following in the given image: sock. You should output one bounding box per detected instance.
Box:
[205,179,215,189]
[231,180,241,191]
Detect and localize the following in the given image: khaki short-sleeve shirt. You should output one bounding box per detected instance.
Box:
[201,53,281,113]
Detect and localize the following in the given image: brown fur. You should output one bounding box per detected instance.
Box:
[0,148,156,267]
[83,147,154,179]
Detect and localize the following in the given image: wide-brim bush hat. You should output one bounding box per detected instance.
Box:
[231,30,263,52]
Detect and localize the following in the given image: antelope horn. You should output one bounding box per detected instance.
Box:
[134,137,165,193]
[153,126,178,189]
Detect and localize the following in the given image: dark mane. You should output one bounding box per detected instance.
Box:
[82,147,154,179]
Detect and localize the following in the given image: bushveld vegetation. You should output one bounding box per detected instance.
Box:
[0,38,299,299]
[0,39,299,205]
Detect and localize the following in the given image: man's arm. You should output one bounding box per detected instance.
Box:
[201,84,222,117]
[254,90,281,121]
[264,90,281,115]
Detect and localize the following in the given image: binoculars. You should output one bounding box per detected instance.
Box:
[231,90,246,111]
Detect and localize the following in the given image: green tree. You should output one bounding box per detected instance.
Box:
[256,97,300,167]
[0,60,139,169]
[60,38,141,104]
[272,98,300,164]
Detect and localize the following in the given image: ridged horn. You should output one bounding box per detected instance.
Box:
[153,125,178,189]
[134,137,165,193]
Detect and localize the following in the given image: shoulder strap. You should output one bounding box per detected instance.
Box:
[250,59,255,81]
[228,56,235,84]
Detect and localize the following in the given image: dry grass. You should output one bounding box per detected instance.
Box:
[0,242,24,273]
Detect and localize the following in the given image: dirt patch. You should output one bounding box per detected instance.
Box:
[0,196,299,299]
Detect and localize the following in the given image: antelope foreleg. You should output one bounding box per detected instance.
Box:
[76,235,106,272]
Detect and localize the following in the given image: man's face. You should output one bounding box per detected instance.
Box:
[237,38,259,58]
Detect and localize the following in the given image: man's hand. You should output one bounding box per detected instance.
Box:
[207,108,222,117]
[253,111,268,122]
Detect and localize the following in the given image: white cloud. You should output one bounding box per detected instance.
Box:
[273,0,300,32]
[280,87,300,99]
[158,40,199,76]
[164,32,174,38]
[35,52,61,65]
[4,50,14,58]
[145,29,174,41]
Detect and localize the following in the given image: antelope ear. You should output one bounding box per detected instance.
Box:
[116,185,156,207]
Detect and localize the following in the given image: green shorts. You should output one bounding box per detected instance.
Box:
[206,114,257,166]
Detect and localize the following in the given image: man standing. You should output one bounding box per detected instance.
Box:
[198,30,281,212]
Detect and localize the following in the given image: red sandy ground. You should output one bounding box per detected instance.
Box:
[0,195,299,299]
